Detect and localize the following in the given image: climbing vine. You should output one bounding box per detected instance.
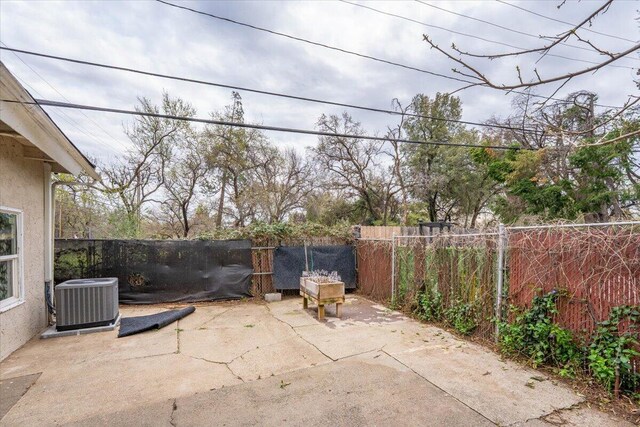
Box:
[498,291,581,376]
[587,306,640,398]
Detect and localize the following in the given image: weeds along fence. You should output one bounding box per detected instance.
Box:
[394,233,499,341]
[355,222,640,342]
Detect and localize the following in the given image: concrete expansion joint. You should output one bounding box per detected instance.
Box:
[123,352,177,362]
[379,349,498,426]
[335,348,385,361]
[264,304,336,362]
[194,308,232,330]
[176,323,181,354]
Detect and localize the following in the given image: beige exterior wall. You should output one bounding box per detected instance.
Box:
[0,137,47,361]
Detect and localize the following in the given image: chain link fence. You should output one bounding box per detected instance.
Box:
[356,222,640,344]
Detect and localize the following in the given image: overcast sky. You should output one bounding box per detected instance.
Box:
[1,0,638,163]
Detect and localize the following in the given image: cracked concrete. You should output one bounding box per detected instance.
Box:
[0,296,633,426]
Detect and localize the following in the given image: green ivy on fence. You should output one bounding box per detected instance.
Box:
[398,238,497,337]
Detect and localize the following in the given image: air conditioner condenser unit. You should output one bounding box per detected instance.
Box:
[55,278,119,331]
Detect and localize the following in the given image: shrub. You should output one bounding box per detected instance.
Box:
[195,221,354,244]
[587,305,640,396]
[415,287,443,322]
[445,300,478,335]
[498,290,581,374]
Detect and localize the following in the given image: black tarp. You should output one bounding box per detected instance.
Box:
[273,245,356,290]
[55,239,253,304]
[118,306,196,337]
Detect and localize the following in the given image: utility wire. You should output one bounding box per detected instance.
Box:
[495,0,637,44]
[0,98,531,151]
[155,0,470,84]
[7,69,110,151]
[340,0,635,70]
[1,44,129,151]
[0,46,544,133]
[415,0,640,62]
[151,2,628,109]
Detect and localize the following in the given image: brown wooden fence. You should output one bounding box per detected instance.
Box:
[507,227,640,335]
[355,240,393,302]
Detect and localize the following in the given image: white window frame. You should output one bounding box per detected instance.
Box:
[0,206,24,312]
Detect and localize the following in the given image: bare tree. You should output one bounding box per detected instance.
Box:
[161,133,209,238]
[421,0,639,135]
[250,148,315,223]
[100,93,195,235]
[313,112,400,224]
[203,92,274,227]
[386,99,414,224]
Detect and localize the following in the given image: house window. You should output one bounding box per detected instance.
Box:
[0,208,22,310]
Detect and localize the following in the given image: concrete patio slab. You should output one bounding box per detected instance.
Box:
[391,344,584,426]
[228,336,330,381]
[1,321,178,380]
[0,373,40,420]
[176,305,232,330]
[0,295,633,426]
[180,321,298,364]
[171,350,496,427]
[0,353,241,426]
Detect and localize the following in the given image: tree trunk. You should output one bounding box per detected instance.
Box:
[216,171,227,227]
[182,204,190,238]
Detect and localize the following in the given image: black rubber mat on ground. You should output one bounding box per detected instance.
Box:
[118,306,196,338]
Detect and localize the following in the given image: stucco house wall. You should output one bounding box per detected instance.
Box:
[0,136,47,361]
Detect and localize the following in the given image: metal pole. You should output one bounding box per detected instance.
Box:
[391,233,396,306]
[506,221,640,231]
[393,232,500,239]
[495,223,506,341]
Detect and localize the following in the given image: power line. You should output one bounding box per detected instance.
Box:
[8,70,109,150]
[0,46,544,133]
[339,0,635,70]
[155,0,471,85]
[1,43,129,151]
[495,0,637,44]
[150,2,629,108]
[1,98,532,151]
[415,0,640,63]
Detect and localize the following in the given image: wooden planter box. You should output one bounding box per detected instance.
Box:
[300,277,345,320]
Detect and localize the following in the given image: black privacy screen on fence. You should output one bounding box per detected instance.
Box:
[273,245,356,290]
[55,239,253,303]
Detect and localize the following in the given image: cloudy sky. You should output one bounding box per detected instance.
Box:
[1,0,638,163]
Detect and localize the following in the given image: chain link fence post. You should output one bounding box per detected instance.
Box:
[495,223,506,341]
[391,233,396,306]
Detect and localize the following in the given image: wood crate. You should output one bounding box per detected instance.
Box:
[300,277,345,320]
